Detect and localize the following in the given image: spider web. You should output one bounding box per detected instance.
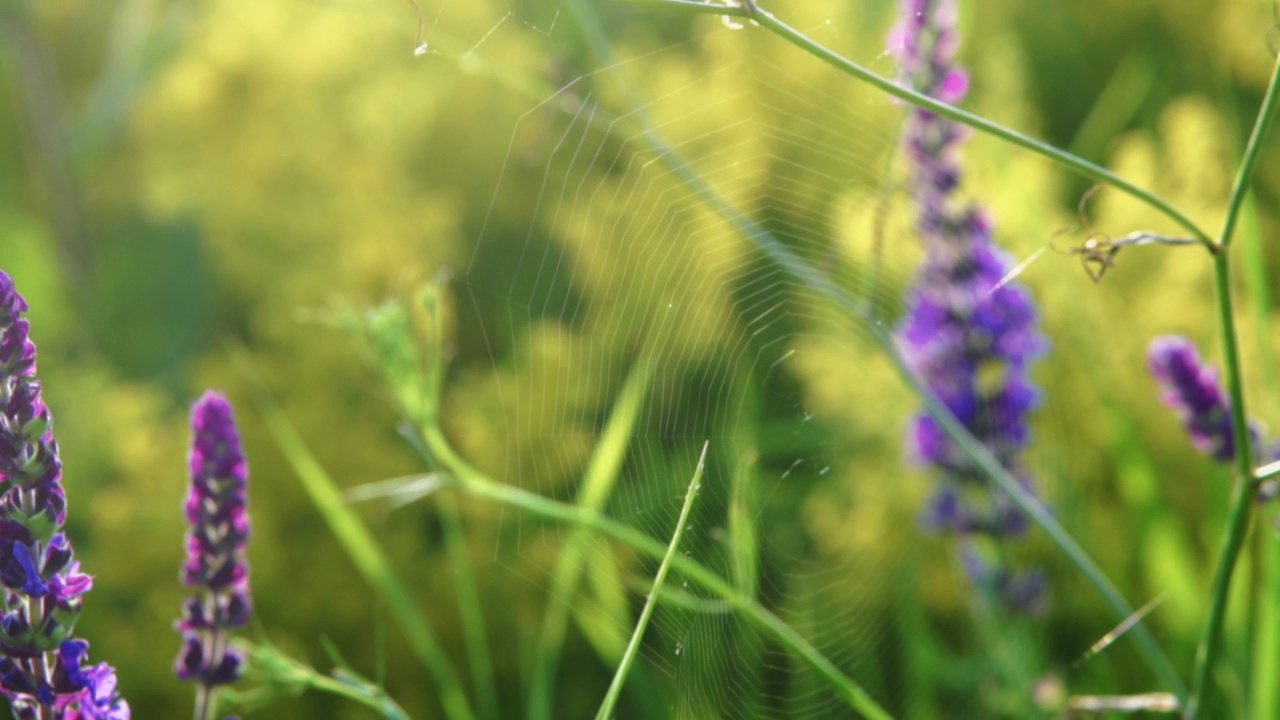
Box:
[400,0,1183,718]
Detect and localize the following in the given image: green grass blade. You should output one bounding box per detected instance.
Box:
[1066,51,1155,161]
[241,361,476,720]
[437,490,501,720]
[418,422,895,719]
[527,341,658,720]
[727,376,759,603]
[419,286,502,720]
[1256,521,1280,720]
[344,291,501,720]
[594,441,709,720]
[725,375,764,719]
[235,640,414,720]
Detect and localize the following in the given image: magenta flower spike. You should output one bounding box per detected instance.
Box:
[176,392,250,716]
[890,0,1049,611]
[0,270,129,719]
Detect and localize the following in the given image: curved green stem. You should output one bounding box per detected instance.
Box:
[1183,51,1280,720]
[628,0,1215,249]
[1218,52,1280,252]
[419,423,895,720]
[236,640,414,719]
[594,442,708,720]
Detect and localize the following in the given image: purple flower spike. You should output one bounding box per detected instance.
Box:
[890,2,1049,611]
[1147,335,1262,462]
[176,391,251,691]
[0,270,129,718]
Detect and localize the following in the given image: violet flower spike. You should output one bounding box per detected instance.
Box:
[0,270,129,719]
[1147,335,1269,463]
[890,0,1049,612]
[176,391,251,718]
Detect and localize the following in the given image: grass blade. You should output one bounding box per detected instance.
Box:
[527,341,658,720]
[239,355,476,720]
[593,441,709,720]
[437,490,500,720]
[418,421,895,719]
[233,639,414,720]
[344,292,502,719]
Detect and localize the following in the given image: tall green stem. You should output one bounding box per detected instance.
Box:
[1183,51,1280,720]
[436,490,500,720]
[1217,52,1280,253]
[526,343,658,720]
[593,442,708,720]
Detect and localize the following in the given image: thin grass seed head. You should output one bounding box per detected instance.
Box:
[176,391,251,688]
[0,270,129,719]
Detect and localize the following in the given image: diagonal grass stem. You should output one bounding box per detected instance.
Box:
[238,355,477,720]
[593,441,709,720]
[526,341,659,720]
[417,420,895,719]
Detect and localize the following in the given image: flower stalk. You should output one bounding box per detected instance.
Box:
[0,269,128,719]
[892,0,1048,612]
[175,391,251,720]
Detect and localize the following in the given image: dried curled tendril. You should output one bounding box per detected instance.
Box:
[1052,186,1198,282]
[407,0,428,56]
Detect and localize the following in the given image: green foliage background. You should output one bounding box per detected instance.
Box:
[1,0,1279,717]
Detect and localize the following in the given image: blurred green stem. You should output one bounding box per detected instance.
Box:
[1216,52,1280,254]
[628,0,1215,249]
[436,490,500,720]
[250,378,477,720]
[417,422,894,719]
[236,640,414,720]
[526,342,658,720]
[1256,518,1280,720]
[0,8,92,290]
[420,290,501,720]
[594,442,708,720]
[1217,62,1280,720]
[567,0,1183,697]
[1185,51,1280,720]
